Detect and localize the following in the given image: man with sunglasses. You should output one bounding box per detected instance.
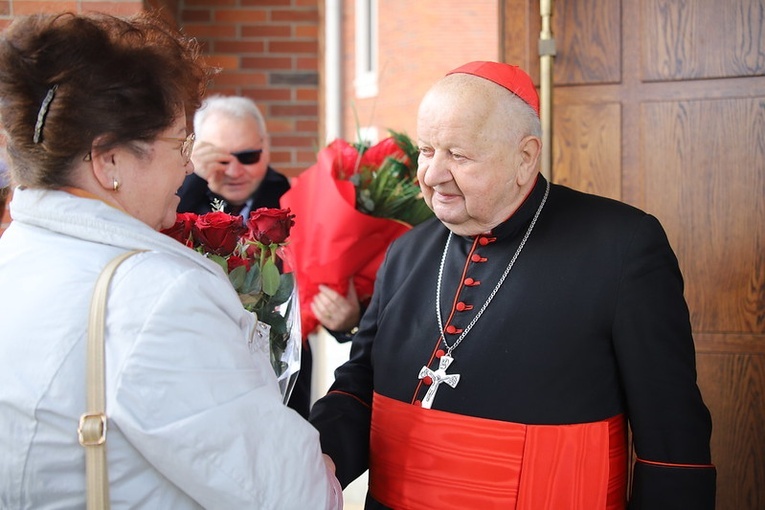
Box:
[177,94,290,218]
[176,95,318,418]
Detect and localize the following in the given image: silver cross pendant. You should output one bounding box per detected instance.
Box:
[418,354,461,409]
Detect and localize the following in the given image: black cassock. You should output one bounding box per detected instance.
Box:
[310,175,715,510]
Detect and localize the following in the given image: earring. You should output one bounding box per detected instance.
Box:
[112,178,120,192]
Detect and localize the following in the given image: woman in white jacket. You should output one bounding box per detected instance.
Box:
[0,11,342,510]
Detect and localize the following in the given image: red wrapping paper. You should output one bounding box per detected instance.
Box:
[280,139,412,337]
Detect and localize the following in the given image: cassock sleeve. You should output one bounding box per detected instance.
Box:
[612,214,716,509]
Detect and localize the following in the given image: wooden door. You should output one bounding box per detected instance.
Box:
[502,1,765,508]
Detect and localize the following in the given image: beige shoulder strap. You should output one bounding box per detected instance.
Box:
[78,250,143,510]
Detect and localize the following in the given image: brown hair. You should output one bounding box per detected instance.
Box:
[0,11,215,188]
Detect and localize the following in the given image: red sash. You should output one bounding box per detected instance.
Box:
[369,392,627,510]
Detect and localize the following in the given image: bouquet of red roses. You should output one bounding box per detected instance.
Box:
[280,130,433,337]
[161,205,301,403]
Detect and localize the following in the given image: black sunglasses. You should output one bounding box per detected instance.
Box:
[231,149,263,165]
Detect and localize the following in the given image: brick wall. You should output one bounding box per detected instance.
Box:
[180,0,320,178]
[0,0,321,236]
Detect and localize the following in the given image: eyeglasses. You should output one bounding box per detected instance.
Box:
[231,149,263,165]
[157,132,195,165]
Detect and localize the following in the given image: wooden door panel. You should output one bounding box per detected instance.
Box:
[641,98,765,334]
[697,354,765,509]
[552,0,620,84]
[552,102,621,200]
[507,0,621,86]
[642,0,765,81]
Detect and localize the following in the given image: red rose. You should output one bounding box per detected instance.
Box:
[360,137,407,170]
[227,255,252,272]
[193,211,247,256]
[161,212,198,247]
[245,207,295,246]
[326,138,361,179]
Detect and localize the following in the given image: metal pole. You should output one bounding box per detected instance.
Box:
[539,0,556,181]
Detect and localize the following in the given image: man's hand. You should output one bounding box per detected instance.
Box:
[311,280,361,333]
[190,140,234,188]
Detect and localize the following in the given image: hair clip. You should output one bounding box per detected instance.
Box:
[33,84,58,144]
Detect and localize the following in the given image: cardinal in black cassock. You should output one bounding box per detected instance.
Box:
[309,61,715,510]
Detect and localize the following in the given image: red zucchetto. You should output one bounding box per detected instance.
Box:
[446,61,540,117]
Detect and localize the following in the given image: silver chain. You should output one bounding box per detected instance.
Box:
[436,180,550,356]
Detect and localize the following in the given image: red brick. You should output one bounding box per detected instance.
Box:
[209,72,268,88]
[265,118,297,133]
[240,24,292,38]
[180,10,211,23]
[296,56,318,70]
[244,87,292,101]
[183,23,237,38]
[295,24,318,38]
[268,40,318,54]
[214,9,268,23]
[270,103,318,117]
[269,151,292,164]
[240,56,294,70]
[271,135,316,148]
[296,148,320,164]
[241,0,291,6]
[214,40,266,54]
[271,8,318,23]
[206,54,240,70]
[296,119,319,132]
[296,88,318,101]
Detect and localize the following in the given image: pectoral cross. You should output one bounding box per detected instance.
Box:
[418,354,461,409]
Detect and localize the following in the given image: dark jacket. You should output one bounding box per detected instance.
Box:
[176,167,290,215]
[310,175,716,509]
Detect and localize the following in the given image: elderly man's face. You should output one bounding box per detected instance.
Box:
[197,111,269,204]
[416,77,535,236]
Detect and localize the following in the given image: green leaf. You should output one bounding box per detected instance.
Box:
[261,259,280,296]
[209,254,229,273]
[257,308,288,346]
[269,272,295,306]
[228,265,247,291]
[239,293,262,311]
[240,264,261,295]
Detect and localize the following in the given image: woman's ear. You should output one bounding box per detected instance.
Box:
[88,138,119,192]
[516,135,542,186]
